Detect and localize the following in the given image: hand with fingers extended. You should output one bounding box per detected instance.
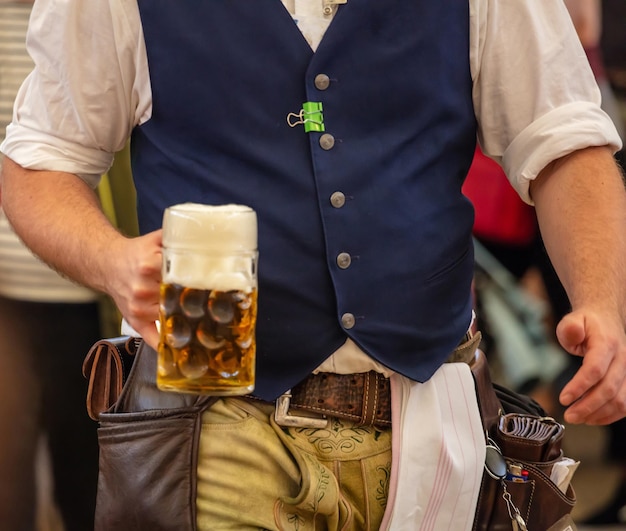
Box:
[558,309,626,425]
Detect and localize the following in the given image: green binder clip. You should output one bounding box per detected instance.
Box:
[287,101,325,132]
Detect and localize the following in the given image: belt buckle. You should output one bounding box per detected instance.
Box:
[274,390,329,429]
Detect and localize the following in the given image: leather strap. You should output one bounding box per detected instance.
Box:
[469,347,503,436]
[290,370,392,428]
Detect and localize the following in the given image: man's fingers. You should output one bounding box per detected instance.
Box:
[555,313,586,357]
[564,383,626,425]
[561,345,626,423]
[134,320,160,351]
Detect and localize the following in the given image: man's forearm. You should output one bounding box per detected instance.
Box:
[531,146,626,320]
[0,156,125,293]
[532,146,626,424]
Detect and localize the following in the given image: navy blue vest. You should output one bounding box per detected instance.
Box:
[133,0,477,400]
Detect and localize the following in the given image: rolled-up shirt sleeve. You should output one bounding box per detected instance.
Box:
[471,0,623,204]
[0,0,151,188]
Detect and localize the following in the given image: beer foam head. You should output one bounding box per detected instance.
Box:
[163,203,257,252]
[162,203,257,291]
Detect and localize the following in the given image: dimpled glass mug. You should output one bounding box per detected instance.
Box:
[157,203,258,395]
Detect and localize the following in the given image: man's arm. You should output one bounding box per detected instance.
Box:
[0,157,161,347]
[530,145,626,425]
[563,0,602,49]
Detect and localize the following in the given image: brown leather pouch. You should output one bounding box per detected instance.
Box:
[96,407,207,530]
[82,336,140,421]
[84,339,215,531]
[470,351,577,530]
[497,412,564,462]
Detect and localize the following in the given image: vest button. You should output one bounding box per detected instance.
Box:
[319,133,335,150]
[336,252,351,269]
[314,73,331,90]
[330,191,346,208]
[341,313,356,329]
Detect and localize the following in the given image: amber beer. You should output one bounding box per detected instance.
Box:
[157,203,258,395]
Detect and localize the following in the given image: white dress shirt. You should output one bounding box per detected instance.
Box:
[0,0,622,375]
[2,0,622,372]
[1,0,621,204]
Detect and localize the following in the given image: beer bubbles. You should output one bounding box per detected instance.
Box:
[208,291,236,324]
[180,287,207,319]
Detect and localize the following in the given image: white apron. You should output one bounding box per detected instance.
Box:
[380,362,485,531]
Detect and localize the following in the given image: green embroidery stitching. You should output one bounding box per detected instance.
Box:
[292,419,381,455]
[311,462,331,512]
[286,512,306,530]
[376,462,392,508]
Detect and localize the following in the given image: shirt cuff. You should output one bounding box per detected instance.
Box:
[0,123,114,188]
[502,101,623,205]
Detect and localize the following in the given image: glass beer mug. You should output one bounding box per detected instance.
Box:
[157,203,258,395]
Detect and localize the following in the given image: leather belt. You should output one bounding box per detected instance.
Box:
[271,331,482,429]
